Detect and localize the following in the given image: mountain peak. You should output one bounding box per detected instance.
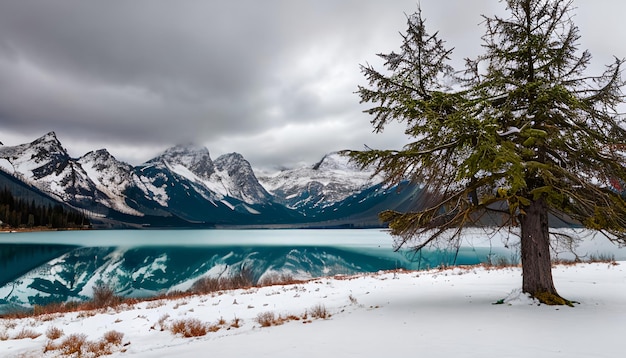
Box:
[30,131,63,149]
[82,148,112,160]
[215,152,244,164]
[41,131,58,139]
[312,152,360,171]
[165,143,208,155]
[149,143,214,180]
[213,152,271,204]
[79,148,132,171]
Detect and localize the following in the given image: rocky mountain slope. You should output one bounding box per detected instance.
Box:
[0,132,420,228]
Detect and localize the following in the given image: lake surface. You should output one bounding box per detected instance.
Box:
[1,228,622,313]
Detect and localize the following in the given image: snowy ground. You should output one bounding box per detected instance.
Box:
[1,262,624,358]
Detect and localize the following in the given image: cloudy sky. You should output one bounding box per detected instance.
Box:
[0,1,623,170]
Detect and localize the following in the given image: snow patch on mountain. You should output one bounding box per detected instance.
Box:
[0,132,68,182]
[148,144,214,181]
[258,152,384,210]
[212,153,272,205]
[0,132,101,204]
[134,165,171,208]
[78,149,143,216]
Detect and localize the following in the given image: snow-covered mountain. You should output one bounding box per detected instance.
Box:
[147,144,215,181]
[0,132,111,215]
[213,153,272,205]
[1,133,419,228]
[141,145,270,206]
[130,145,282,225]
[258,152,383,211]
[78,149,142,216]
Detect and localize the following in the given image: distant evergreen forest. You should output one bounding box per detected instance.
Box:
[0,187,90,229]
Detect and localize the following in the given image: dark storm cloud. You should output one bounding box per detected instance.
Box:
[0,1,401,153]
[0,0,623,169]
[0,1,288,135]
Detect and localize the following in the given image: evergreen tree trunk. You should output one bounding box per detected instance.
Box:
[519,197,570,305]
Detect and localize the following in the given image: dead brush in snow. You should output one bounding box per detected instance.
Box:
[45,330,125,356]
[255,311,283,327]
[156,313,170,331]
[552,253,618,266]
[43,339,57,353]
[190,266,257,294]
[12,328,41,340]
[45,326,64,340]
[2,320,17,330]
[258,272,305,286]
[58,333,87,356]
[256,306,330,328]
[102,330,124,346]
[1,283,128,320]
[482,254,518,269]
[309,304,330,319]
[0,268,311,320]
[89,281,122,309]
[230,317,243,328]
[146,300,166,309]
[190,277,221,293]
[172,300,188,310]
[170,318,208,337]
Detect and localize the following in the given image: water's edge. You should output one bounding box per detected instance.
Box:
[1,228,622,313]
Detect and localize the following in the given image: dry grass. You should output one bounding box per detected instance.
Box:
[190,267,256,294]
[189,277,221,293]
[45,326,64,340]
[285,314,302,321]
[552,253,618,266]
[309,304,330,319]
[166,315,238,336]
[90,282,122,309]
[5,254,619,322]
[102,330,124,346]
[86,340,113,356]
[146,300,166,309]
[172,300,188,310]
[0,282,125,320]
[482,254,519,269]
[170,318,208,337]
[59,333,87,356]
[43,339,58,353]
[207,324,221,333]
[230,317,243,328]
[13,328,41,340]
[44,330,125,357]
[157,314,170,332]
[255,311,281,327]
[255,306,329,328]
[32,302,69,317]
[0,267,312,320]
[258,272,304,286]
[3,320,18,329]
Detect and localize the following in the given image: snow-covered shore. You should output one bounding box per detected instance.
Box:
[1,262,624,358]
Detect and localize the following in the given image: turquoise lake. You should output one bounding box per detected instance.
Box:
[0,228,571,312]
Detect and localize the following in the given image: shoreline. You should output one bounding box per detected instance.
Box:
[0,226,90,233]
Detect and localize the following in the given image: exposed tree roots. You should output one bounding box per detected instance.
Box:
[533,292,575,307]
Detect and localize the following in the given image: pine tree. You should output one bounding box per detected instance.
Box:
[0,186,89,229]
[348,0,626,304]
